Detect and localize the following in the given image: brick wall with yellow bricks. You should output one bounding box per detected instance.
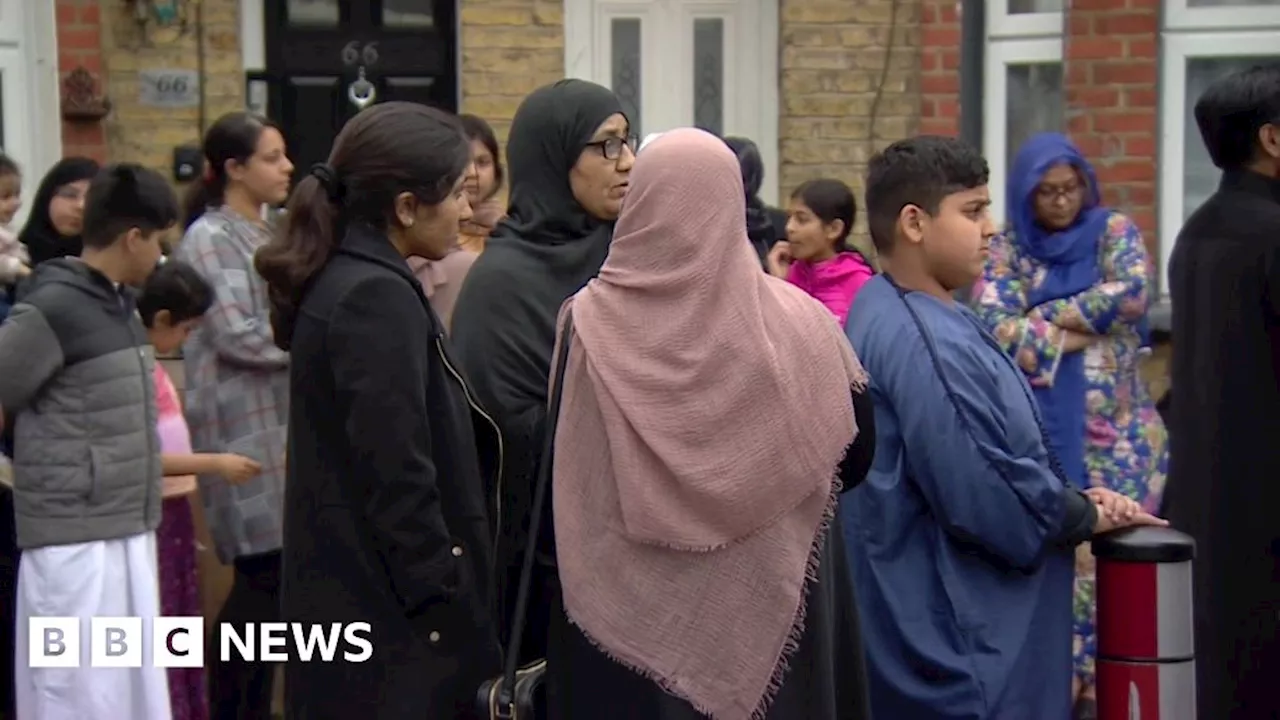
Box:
[777,0,922,262]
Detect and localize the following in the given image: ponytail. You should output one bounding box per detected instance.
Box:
[182,173,226,230]
[253,168,341,351]
[185,112,278,229]
[256,103,473,352]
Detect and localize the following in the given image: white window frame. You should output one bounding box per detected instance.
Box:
[986,0,1064,41]
[241,0,266,74]
[983,38,1064,228]
[564,0,779,203]
[1164,0,1280,31]
[0,0,62,231]
[1157,30,1280,293]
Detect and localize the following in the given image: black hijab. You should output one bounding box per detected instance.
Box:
[449,79,624,649]
[19,157,100,267]
[723,136,779,264]
[451,79,623,434]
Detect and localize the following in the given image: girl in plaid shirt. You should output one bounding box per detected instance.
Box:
[173,111,294,719]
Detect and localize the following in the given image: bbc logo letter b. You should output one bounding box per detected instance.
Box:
[29,617,80,668]
[92,617,143,667]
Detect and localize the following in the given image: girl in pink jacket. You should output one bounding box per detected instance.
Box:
[767,178,875,326]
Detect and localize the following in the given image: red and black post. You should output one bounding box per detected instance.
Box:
[1092,526,1196,720]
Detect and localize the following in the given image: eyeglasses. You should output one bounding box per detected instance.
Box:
[585,135,639,161]
[1035,182,1084,203]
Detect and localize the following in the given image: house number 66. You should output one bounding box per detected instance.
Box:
[341,41,380,67]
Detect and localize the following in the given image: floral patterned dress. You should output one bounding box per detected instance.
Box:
[971,211,1168,687]
[154,362,209,720]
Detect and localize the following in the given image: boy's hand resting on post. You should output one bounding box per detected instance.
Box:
[1086,487,1168,535]
[215,454,262,485]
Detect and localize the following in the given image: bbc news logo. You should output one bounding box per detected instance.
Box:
[29,618,373,667]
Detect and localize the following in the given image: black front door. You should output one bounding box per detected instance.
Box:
[261,0,458,175]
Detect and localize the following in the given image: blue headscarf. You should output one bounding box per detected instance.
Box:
[1007,133,1110,487]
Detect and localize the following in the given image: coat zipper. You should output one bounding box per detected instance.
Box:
[137,345,156,525]
[435,337,506,555]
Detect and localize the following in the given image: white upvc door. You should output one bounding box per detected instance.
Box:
[0,0,63,230]
[565,0,779,203]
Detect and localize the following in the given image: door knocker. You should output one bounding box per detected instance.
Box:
[348,67,376,111]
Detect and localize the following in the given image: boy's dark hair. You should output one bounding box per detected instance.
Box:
[865,136,989,255]
[82,163,180,249]
[1193,63,1280,172]
[0,152,18,178]
[458,113,505,194]
[791,178,857,249]
[255,102,472,351]
[137,259,214,327]
[184,111,282,229]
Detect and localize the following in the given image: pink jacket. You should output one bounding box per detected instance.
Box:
[785,251,875,326]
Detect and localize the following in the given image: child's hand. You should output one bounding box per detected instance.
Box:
[766,241,793,279]
[215,454,262,485]
[15,264,30,278]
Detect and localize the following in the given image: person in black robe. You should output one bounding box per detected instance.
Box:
[448,79,633,662]
[1165,63,1280,720]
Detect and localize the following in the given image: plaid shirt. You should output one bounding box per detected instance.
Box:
[174,206,289,562]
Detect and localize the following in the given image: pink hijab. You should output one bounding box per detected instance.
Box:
[553,128,868,719]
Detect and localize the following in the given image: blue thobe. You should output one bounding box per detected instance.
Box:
[841,275,1075,720]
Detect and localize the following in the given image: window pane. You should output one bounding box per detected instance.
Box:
[1008,0,1064,13]
[611,18,642,138]
[1005,63,1064,169]
[692,18,724,136]
[382,0,434,28]
[287,0,339,26]
[1183,56,1279,220]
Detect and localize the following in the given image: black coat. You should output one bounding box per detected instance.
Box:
[544,388,877,719]
[280,226,502,719]
[1165,169,1280,720]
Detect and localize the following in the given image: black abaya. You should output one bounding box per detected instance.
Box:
[449,79,625,661]
[1165,169,1280,720]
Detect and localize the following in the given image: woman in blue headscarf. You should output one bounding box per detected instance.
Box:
[971,132,1168,718]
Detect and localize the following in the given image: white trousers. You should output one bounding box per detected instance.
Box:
[14,531,171,720]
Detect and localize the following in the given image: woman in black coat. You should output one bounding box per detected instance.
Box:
[255,102,501,719]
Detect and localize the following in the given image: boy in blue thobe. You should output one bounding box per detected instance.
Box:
[841,136,1164,719]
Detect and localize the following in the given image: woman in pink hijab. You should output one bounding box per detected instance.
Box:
[544,128,876,719]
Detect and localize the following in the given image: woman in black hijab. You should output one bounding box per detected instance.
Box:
[18,157,100,267]
[449,79,634,663]
[724,136,786,262]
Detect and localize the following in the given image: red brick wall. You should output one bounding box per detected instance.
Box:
[55,0,108,162]
[1064,0,1159,255]
[920,0,960,136]
[917,0,1160,251]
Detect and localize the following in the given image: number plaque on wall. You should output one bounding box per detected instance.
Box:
[138,69,201,108]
